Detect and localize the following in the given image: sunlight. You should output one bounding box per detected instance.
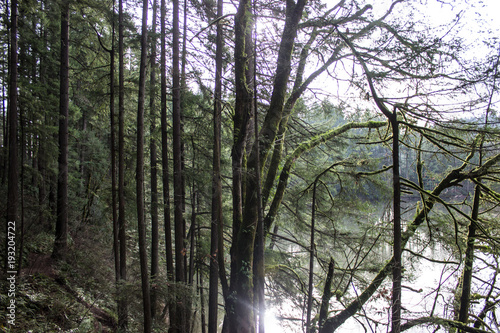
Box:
[264,310,285,333]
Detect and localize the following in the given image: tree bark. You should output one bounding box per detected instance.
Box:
[318,259,335,331]
[118,0,128,328]
[149,0,159,320]
[7,0,19,262]
[227,0,254,330]
[172,0,186,329]
[391,116,401,333]
[306,182,317,333]
[109,0,119,284]
[136,0,152,331]
[458,185,480,329]
[52,0,70,260]
[208,0,224,328]
[253,42,265,333]
[160,0,174,310]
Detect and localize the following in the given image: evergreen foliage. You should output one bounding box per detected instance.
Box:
[1,0,499,332]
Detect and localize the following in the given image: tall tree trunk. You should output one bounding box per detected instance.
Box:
[227,0,254,331]
[7,0,19,263]
[208,0,224,329]
[252,33,265,332]
[391,116,401,333]
[160,0,174,325]
[136,0,152,331]
[172,0,186,329]
[336,30,402,332]
[17,110,25,276]
[180,0,188,214]
[228,0,308,330]
[458,52,497,333]
[118,0,128,328]
[110,0,119,286]
[52,0,70,260]
[149,0,159,320]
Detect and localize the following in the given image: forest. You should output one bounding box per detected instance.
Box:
[1,0,499,332]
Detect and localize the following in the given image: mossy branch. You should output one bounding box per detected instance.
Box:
[320,146,500,332]
[394,316,493,333]
[264,120,388,235]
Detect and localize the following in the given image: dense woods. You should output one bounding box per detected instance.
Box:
[1,0,499,332]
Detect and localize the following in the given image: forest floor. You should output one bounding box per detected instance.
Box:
[1,229,118,332]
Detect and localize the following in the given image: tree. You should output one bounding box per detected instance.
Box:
[208,0,224,329]
[226,0,254,329]
[172,0,187,329]
[458,51,499,331]
[136,0,152,331]
[6,0,19,258]
[149,0,160,319]
[337,29,403,332]
[109,0,119,288]
[160,0,175,326]
[117,0,128,328]
[52,0,70,260]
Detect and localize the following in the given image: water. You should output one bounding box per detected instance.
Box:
[266,203,499,332]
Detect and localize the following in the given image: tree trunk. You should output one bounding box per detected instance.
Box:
[160,0,174,324]
[306,182,317,333]
[318,259,335,331]
[208,0,224,328]
[227,0,254,330]
[7,0,19,261]
[149,0,159,320]
[118,0,128,328]
[109,0,119,286]
[136,0,152,330]
[172,0,186,329]
[38,138,48,231]
[458,185,480,330]
[337,31,402,332]
[52,0,70,260]
[253,45,265,333]
[391,116,401,333]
